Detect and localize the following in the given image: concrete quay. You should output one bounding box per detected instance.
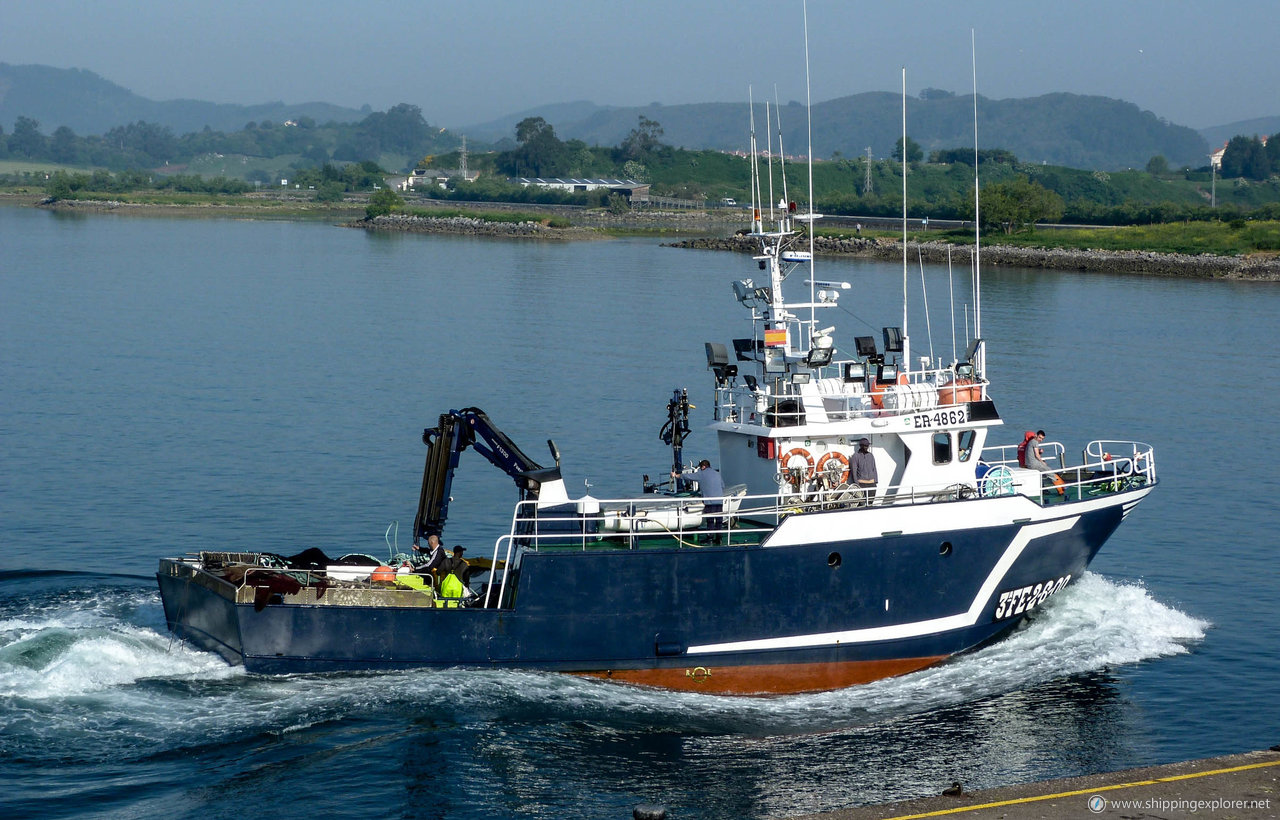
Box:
[789,749,1279,819]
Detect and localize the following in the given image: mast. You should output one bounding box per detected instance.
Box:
[972,29,985,376]
[749,87,763,234]
[901,67,911,371]
[803,0,816,331]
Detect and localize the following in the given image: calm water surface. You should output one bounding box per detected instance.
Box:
[1,205,1277,819]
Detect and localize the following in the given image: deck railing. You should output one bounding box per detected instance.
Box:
[492,437,1155,555]
[712,359,988,426]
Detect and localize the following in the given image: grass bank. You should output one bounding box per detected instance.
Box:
[400,205,573,228]
[818,220,1280,257]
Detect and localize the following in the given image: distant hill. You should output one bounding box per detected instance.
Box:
[500,92,1209,171]
[0,63,368,136]
[1199,116,1280,150]
[1,63,1247,171]
[463,100,619,145]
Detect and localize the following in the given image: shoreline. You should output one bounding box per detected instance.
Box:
[17,195,1279,280]
[667,233,1280,281]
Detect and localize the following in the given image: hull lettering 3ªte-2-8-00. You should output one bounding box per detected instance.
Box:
[993,575,1072,621]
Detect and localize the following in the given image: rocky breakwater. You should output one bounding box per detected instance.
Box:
[668,234,1280,281]
[353,213,599,240]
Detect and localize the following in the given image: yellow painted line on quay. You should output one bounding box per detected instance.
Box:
[877,757,1280,819]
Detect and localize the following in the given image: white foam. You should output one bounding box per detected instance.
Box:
[0,572,1207,748]
[0,622,239,699]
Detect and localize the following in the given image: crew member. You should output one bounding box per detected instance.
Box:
[673,459,726,544]
[852,438,878,504]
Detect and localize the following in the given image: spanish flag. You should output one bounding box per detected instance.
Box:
[765,327,787,348]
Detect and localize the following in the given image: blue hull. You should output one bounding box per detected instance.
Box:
[158,488,1142,694]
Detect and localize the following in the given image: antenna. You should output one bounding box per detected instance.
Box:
[460,135,468,181]
[948,244,957,363]
[863,146,874,195]
[765,101,775,223]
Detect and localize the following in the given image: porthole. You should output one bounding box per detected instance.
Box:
[939,541,953,556]
[827,552,842,568]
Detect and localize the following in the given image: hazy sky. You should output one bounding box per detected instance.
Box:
[3,0,1275,131]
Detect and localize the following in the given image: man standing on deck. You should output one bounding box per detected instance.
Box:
[853,438,879,504]
[674,459,726,545]
[412,533,446,579]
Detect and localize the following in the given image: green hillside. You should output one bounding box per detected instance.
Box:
[534,92,1210,171]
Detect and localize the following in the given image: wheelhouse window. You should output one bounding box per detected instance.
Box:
[958,430,977,462]
[932,432,952,464]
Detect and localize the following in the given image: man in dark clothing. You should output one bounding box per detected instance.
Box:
[442,546,471,586]
[675,459,727,544]
[852,437,878,504]
[412,534,446,575]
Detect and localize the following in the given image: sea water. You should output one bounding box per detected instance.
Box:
[0,205,1274,819]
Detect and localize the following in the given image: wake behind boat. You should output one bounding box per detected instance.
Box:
[157,36,1156,696]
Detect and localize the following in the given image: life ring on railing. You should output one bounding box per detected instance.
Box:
[815,451,850,484]
[778,447,815,480]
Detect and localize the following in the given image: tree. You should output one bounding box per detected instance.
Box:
[359,103,430,154]
[315,181,345,202]
[1220,135,1270,181]
[622,160,648,182]
[929,147,1018,166]
[300,144,330,167]
[45,171,74,201]
[503,117,569,177]
[50,126,83,164]
[103,121,177,164]
[621,116,664,159]
[515,117,552,145]
[365,187,404,219]
[1145,155,1170,175]
[980,177,1064,234]
[892,136,923,164]
[9,116,46,158]
[1267,134,1280,174]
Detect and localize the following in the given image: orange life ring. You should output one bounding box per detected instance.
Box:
[815,451,850,484]
[779,447,815,480]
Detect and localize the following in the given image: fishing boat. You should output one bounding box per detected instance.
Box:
[157,56,1156,699]
[156,216,1156,694]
